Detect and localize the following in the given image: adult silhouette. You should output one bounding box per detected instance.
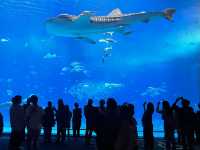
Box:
[43,101,55,143]
[142,102,154,150]
[72,102,82,139]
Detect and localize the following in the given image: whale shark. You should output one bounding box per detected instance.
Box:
[46,8,176,44]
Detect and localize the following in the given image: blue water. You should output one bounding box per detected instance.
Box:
[0,0,200,136]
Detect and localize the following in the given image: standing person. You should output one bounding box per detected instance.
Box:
[9,95,25,150]
[26,95,44,150]
[103,98,120,150]
[99,99,106,113]
[96,99,106,150]
[23,97,31,141]
[55,99,67,143]
[84,99,96,144]
[43,101,55,143]
[172,97,183,144]
[142,102,154,150]
[72,102,82,139]
[0,112,3,136]
[115,104,138,150]
[65,105,72,138]
[173,97,195,149]
[156,100,176,150]
[129,104,138,150]
[196,103,200,144]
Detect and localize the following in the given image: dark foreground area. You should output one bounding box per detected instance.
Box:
[2,96,200,150]
[0,135,200,150]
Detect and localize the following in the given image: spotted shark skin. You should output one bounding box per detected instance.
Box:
[90,16,121,23]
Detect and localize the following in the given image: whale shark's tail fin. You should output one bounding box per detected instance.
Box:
[164,8,176,21]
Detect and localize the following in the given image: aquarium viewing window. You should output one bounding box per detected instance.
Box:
[0,0,199,137]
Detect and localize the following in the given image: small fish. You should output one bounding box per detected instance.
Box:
[104,82,123,88]
[99,38,117,44]
[0,38,9,42]
[104,32,114,36]
[43,52,57,59]
[141,85,167,97]
[61,67,68,72]
[104,46,112,51]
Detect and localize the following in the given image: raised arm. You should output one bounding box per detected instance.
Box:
[172,96,183,109]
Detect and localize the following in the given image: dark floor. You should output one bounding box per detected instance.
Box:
[0,136,200,150]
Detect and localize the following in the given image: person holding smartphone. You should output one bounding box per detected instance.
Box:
[156,100,175,150]
[172,97,195,149]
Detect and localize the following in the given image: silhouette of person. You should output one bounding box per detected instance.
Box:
[84,99,96,144]
[55,99,67,143]
[9,95,25,150]
[142,102,154,150]
[96,99,106,150]
[172,97,184,144]
[103,98,120,150]
[23,97,31,141]
[72,102,82,139]
[0,112,3,136]
[99,99,106,113]
[65,105,72,138]
[128,104,138,149]
[43,101,55,143]
[26,95,44,150]
[156,100,175,150]
[173,97,195,149]
[115,103,138,150]
[23,97,31,110]
[196,103,200,144]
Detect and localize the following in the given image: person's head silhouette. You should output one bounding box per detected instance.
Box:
[88,99,93,106]
[58,99,64,110]
[147,102,154,113]
[99,99,105,107]
[48,101,52,108]
[182,99,190,108]
[30,95,38,106]
[12,95,22,105]
[74,102,79,108]
[107,98,117,110]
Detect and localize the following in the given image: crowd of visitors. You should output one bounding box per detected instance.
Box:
[0,95,199,150]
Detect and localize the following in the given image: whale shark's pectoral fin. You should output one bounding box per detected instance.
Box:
[76,36,96,44]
